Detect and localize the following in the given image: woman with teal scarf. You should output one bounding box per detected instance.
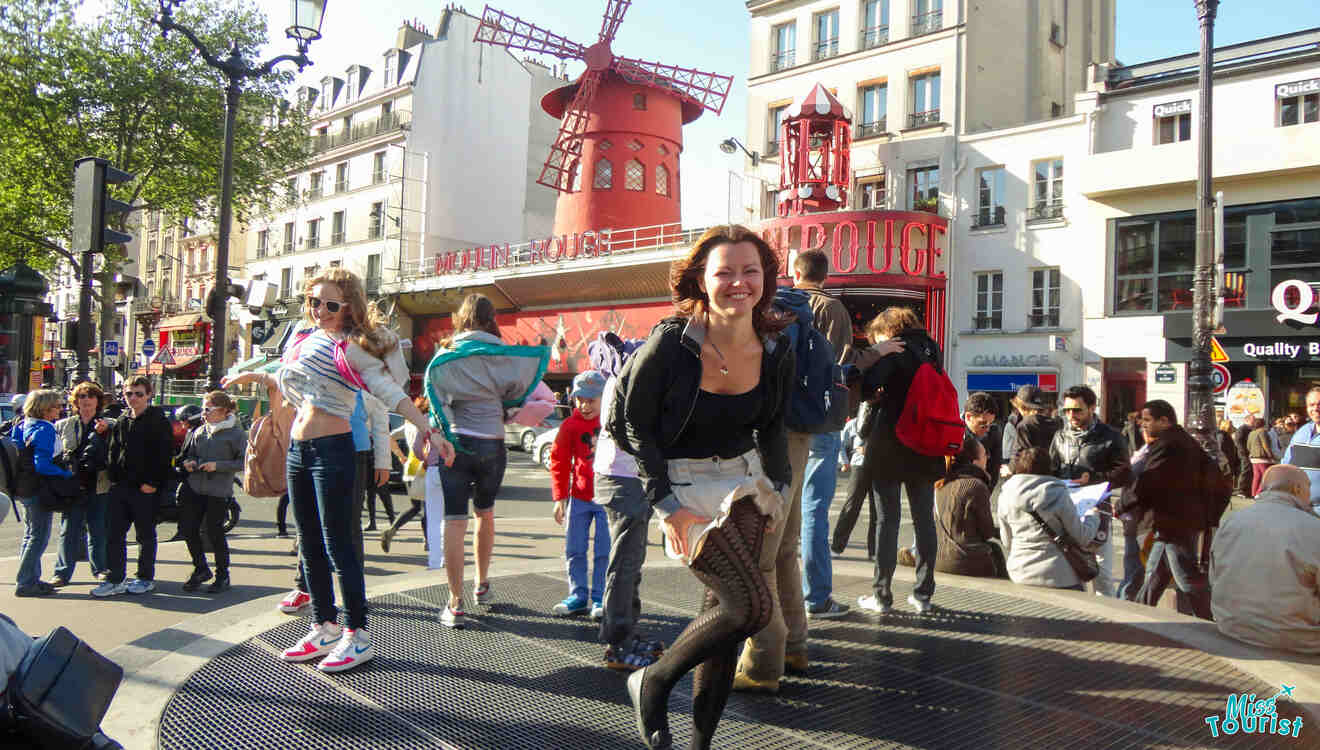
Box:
[426,293,550,628]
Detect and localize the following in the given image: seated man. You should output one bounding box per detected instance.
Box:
[1210,465,1320,654]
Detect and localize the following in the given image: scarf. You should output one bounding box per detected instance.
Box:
[204,413,237,438]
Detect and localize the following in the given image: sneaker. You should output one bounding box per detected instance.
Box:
[856,594,893,615]
[590,603,604,621]
[439,602,466,629]
[907,594,935,615]
[125,578,155,595]
[552,595,590,617]
[91,581,128,598]
[379,528,395,553]
[475,582,491,606]
[281,622,343,662]
[50,576,70,588]
[806,598,851,619]
[279,589,312,614]
[317,628,373,673]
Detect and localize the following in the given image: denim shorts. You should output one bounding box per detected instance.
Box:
[439,436,507,520]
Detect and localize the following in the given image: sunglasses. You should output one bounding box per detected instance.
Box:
[308,297,343,314]
[203,406,226,413]
[123,390,146,399]
[1059,407,1087,414]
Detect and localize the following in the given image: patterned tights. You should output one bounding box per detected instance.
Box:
[640,497,772,750]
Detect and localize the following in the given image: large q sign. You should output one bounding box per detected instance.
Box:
[1272,279,1319,325]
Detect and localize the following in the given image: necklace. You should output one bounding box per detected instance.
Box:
[706,338,730,375]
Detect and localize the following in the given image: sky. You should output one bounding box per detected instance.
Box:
[79,1,1316,231]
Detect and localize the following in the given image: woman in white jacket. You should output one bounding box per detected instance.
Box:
[998,447,1103,590]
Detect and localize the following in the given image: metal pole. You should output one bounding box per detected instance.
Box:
[210,78,240,390]
[77,252,94,382]
[1190,0,1219,456]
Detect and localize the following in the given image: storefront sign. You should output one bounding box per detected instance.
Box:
[970,354,1052,367]
[433,230,608,275]
[1271,279,1319,325]
[1154,363,1177,383]
[1241,340,1320,360]
[170,330,201,357]
[966,372,1057,393]
[1276,78,1320,99]
[1225,379,1265,428]
[1153,99,1191,118]
[758,209,947,280]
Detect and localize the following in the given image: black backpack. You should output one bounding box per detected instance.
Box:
[773,288,847,434]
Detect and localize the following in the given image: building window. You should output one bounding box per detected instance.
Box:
[598,139,612,151]
[335,162,349,193]
[1050,102,1063,117]
[320,80,332,110]
[282,222,294,255]
[306,218,321,249]
[908,165,939,213]
[857,84,887,137]
[861,0,889,48]
[1030,158,1064,221]
[383,53,395,87]
[856,177,886,209]
[309,171,323,198]
[975,167,1005,227]
[1155,111,1191,144]
[655,164,669,196]
[345,69,357,102]
[369,202,384,239]
[908,71,940,128]
[285,177,298,204]
[366,254,382,293]
[372,152,387,184]
[1030,268,1061,327]
[328,260,340,268]
[912,0,942,35]
[1278,90,1320,127]
[256,230,268,259]
[633,93,647,110]
[624,159,644,191]
[331,211,345,245]
[280,268,292,298]
[381,100,392,117]
[199,247,207,271]
[974,272,1002,330]
[593,159,613,189]
[771,22,796,72]
[767,104,788,155]
[812,9,839,61]
[187,248,196,274]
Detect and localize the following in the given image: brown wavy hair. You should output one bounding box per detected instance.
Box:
[440,293,501,350]
[869,306,925,339]
[669,225,790,336]
[302,267,396,358]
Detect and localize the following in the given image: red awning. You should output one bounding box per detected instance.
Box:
[164,354,203,371]
[158,313,209,332]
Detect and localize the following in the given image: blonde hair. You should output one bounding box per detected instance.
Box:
[869,306,924,339]
[303,267,396,358]
[24,389,64,419]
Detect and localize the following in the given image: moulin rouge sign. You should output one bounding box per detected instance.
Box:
[430,209,947,281]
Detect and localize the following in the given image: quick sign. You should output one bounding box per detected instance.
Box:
[1272,279,1320,325]
[1276,78,1320,99]
[1153,99,1191,118]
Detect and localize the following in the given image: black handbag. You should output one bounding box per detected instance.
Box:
[36,476,83,514]
[1026,509,1099,582]
[5,627,123,750]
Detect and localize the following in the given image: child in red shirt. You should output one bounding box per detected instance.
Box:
[550,370,609,617]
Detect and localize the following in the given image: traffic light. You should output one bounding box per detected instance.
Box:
[72,157,134,253]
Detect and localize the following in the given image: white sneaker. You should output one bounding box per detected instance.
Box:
[125,578,155,595]
[91,581,128,598]
[280,622,344,662]
[317,628,373,673]
[439,602,465,629]
[907,594,935,615]
[590,604,604,622]
[856,594,893,615]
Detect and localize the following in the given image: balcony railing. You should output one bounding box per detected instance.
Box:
[1028,201,1065,222]
[372,170,386,185]
[368,226,383,240]
[769,50,796,72]
[331,232,345,245]
[912,10,943,35]
[282,242,294,255]
[973,207,1006,228]
[307,184,322,199]
[309,111,411,155]
[1028,311,1061,328]
[973,314,1001,330]
[860,25,889,49]
[855,120,887,139]
[907,109,941,128]
[334,180,348,193]
[812,38,839,62]
[255,245,268,259]
[365,276,382,295]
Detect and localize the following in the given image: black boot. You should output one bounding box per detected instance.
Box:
[207,575,231,594]
[182,568,213,592]
[626,667,673,750]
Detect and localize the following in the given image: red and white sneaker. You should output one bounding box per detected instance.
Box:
[280,622,343,662]
[317,628,374,673]
[278,589,311,614]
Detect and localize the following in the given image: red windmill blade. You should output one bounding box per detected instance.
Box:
[473,6,585,60]
[613,55,733,115]
[598,0,632,43]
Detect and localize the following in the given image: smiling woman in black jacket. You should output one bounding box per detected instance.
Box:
[613,225,793,750]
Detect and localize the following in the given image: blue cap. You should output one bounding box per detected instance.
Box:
[570,370,606,400]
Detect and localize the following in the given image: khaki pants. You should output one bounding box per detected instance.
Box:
[736,431,809,682]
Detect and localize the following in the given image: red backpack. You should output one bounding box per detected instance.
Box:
[895,354,964,457]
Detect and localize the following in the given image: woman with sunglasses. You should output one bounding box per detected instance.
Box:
[224,269,454,673]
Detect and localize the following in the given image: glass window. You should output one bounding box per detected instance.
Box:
[856,178,885,209]
[331,211,345,245]
[975,167,1005,227]
[813,9,839,61]
[373,152,387,184]
[593,159,613,189]
[771,23,796,71]
[1030,268,1061,327]
[307,219,321,249]
[1155,113,1191,144]
[908,165,939,213]
[367,254,382,282]
[1279,93,1319,127]
[861,0,889,48]
[256,230,268,259]
[1156,216,1195,273]
[974,271,1002,330]
[625,159,644,191]
[384,53,395,86]
[858,84,886,136]
[369,202,383,239]
[767,105,789,154]
[280,268,292,298]
[633,93,647,110]
[1030,158,1063,220]
[345,69,356,101]
[309,171,323,198]
[655,164,669,196]
[335,162,348,192]
[282,222,294,254]
[913,0,943,35]
[909,72,940,127]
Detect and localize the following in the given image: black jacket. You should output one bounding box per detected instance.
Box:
[858,328,945,482]
[615,317,794,507]
[973,423,1004,488]
[1115,424,1219,536]
[1050,419,1130,484]
[107,405,173,490]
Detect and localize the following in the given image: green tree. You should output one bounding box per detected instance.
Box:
[0,0,311,270]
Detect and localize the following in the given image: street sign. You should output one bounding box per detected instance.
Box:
[1209,336,1229,362]
[152,346,175,366]
[1154,364,1177,384]
[1211,363,1231,394]
[102,340,119,358]
[142,339,156,358]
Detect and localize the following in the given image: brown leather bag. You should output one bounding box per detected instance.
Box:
[244,404,293,498]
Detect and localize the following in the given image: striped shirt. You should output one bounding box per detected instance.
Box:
[278,329,359,420]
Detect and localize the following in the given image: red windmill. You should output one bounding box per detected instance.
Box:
[474,2,733,238]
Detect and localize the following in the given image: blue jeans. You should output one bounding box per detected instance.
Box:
[565,498,610,603]
[872,479,937,604]
[16,497,53,588]
[1117,528,1145,601]
[55,491,109,580]
[801,431,840,607]
[1138,531,1211,620]
[288,434,367,630]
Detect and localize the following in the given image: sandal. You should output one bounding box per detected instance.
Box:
[604,644,631,671]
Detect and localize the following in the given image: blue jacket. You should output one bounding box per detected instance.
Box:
[13,418,74,479]
[1281,422,1320,509]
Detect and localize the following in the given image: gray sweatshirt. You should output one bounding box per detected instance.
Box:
[179,420,247,497]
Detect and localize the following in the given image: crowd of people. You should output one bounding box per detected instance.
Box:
[8,232,1320,748]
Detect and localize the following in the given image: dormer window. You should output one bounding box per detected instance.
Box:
[320,79,332,110]
[384,51,397,87]
[345,68,357,102]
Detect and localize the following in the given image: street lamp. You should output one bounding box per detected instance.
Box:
[152,0,327,388]
[1189,0,1219,458]
[719,137,760,166]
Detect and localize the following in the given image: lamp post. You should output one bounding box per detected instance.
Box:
[1189,0,1219,456]
[152,0,327,388]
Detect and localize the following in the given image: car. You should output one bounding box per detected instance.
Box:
[504,406,569,453]
[531,426,558,470]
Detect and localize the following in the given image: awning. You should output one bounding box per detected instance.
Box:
[158,312,209,332]
[164,354,203,371]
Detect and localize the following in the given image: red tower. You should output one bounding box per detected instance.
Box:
[777,83,853,217]
[474,2,733,238]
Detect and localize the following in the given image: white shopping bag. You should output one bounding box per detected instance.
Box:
[424,466,446,569]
